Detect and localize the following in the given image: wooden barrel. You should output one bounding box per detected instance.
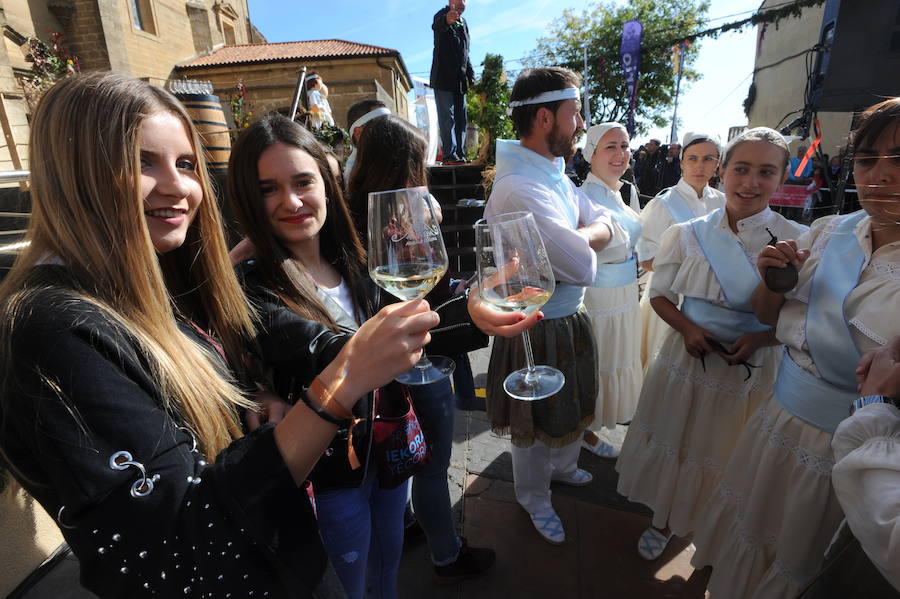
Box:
[176,93,231,174]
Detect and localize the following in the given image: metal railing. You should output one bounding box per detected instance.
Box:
[0,170,30,256]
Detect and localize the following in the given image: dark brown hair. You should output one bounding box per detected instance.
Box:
[227,113,374,326]
[346,115,428,244]
[509,67,581,137]
[346,99,387,131]
[852,97,900,153]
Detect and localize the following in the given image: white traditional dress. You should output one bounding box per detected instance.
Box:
[581,172,643,429]
[637,178,725,368]
[831,402,900,591]
[691,212,900,599]
[616,207,806,538]
[307,88,334,129]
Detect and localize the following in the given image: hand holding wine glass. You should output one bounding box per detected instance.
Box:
[475,212,565,400]
[368,186,455,384]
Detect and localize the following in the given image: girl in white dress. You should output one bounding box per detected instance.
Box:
[616,128,807,562]
[580,123,644,457]
[691,98,900,598]
[637,133,726,368]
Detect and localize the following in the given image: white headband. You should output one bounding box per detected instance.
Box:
[306,74,321,81]
[507,87,579,116]
[349,107,391,135]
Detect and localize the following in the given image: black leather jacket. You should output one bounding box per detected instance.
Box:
[237,261,487,491]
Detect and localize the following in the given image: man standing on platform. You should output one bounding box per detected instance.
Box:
[483,66,627,545]
[430,0,475,165]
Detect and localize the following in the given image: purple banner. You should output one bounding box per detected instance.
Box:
[620,20,643,136]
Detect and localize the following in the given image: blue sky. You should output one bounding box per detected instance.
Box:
[247,0,766,145]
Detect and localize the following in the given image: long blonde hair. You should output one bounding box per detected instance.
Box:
[0,72,255,459]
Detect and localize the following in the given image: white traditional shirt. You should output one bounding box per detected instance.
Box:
[831,402,900,590]
[779,214,900,379]
[486,141,626,286]
[638,178,725,262]
[307,89,334,129]
[582,172,641,257]
[650,207,807,307]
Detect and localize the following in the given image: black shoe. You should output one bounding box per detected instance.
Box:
[403,520,427,550]
[433,537,496,584]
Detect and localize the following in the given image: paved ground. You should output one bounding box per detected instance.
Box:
[398,344,709,599]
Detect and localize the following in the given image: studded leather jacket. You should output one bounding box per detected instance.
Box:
[238,260,487,492]
[0,266,341,599]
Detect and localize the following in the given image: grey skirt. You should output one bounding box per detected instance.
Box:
[486,308,598,448]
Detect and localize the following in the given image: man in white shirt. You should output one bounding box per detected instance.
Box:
[483,66,625,545]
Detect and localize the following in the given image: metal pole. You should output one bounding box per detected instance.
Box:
[289,66,308,122]
[669,47,684,143]
[583,45,590,128]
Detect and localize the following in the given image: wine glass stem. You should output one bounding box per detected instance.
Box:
[521,331,539,385]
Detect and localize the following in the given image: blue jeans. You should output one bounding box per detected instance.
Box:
[434,89,467,161]
[314,467,409,599]
[409,377,460,565]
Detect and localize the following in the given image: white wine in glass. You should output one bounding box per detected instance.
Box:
[368,186,455,385]
[475,212,565,401]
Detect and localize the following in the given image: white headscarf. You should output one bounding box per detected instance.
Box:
[680,130,722,159]
[584,122,627,163]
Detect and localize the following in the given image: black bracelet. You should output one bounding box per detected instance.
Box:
[298,386,352,427]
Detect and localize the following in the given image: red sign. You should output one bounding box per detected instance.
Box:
[770,184,808,207]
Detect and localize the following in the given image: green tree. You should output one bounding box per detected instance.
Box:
[530,0,709,133]
[466,53,514,164]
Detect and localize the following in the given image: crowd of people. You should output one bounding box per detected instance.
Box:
[0,37,897,599]
[481,66,898,599]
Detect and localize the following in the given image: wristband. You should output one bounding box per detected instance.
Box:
[300,378,352,426]
[850,395,896,415]
[310,377,353,419]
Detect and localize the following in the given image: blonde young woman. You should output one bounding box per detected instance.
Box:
[0,72,443,599]
[636,132,726,369]
[579,122,644,458]
[692,98,900,599]
[616,128,807,562]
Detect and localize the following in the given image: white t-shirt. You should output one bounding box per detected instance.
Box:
[320,278,359,326]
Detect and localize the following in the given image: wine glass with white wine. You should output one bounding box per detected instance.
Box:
[368,186,455,385]
[475,212,565,400]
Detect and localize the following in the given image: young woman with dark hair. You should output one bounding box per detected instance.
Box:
[345,113,495,583]
[228,114,515,597]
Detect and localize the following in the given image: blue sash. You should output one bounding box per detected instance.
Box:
[681,298,771,344]
[774,349,857,434]
[659,187,695,224]
[582,180,641,289]
[689,208,761,312]
[581,180,643,244]
[806,211,868,390]
[542,284,586,319]
[593,254,637,288]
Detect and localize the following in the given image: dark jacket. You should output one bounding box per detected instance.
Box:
[0,265,336,599]
[429,6,475,93]
[237,260,487,492]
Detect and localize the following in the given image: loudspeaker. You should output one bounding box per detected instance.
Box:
[810,0,900,112]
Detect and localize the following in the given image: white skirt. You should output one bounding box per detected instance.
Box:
[583,281,642,430]
[690,397,845,599]
[639,274,671,371]
[616,328,779,538]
